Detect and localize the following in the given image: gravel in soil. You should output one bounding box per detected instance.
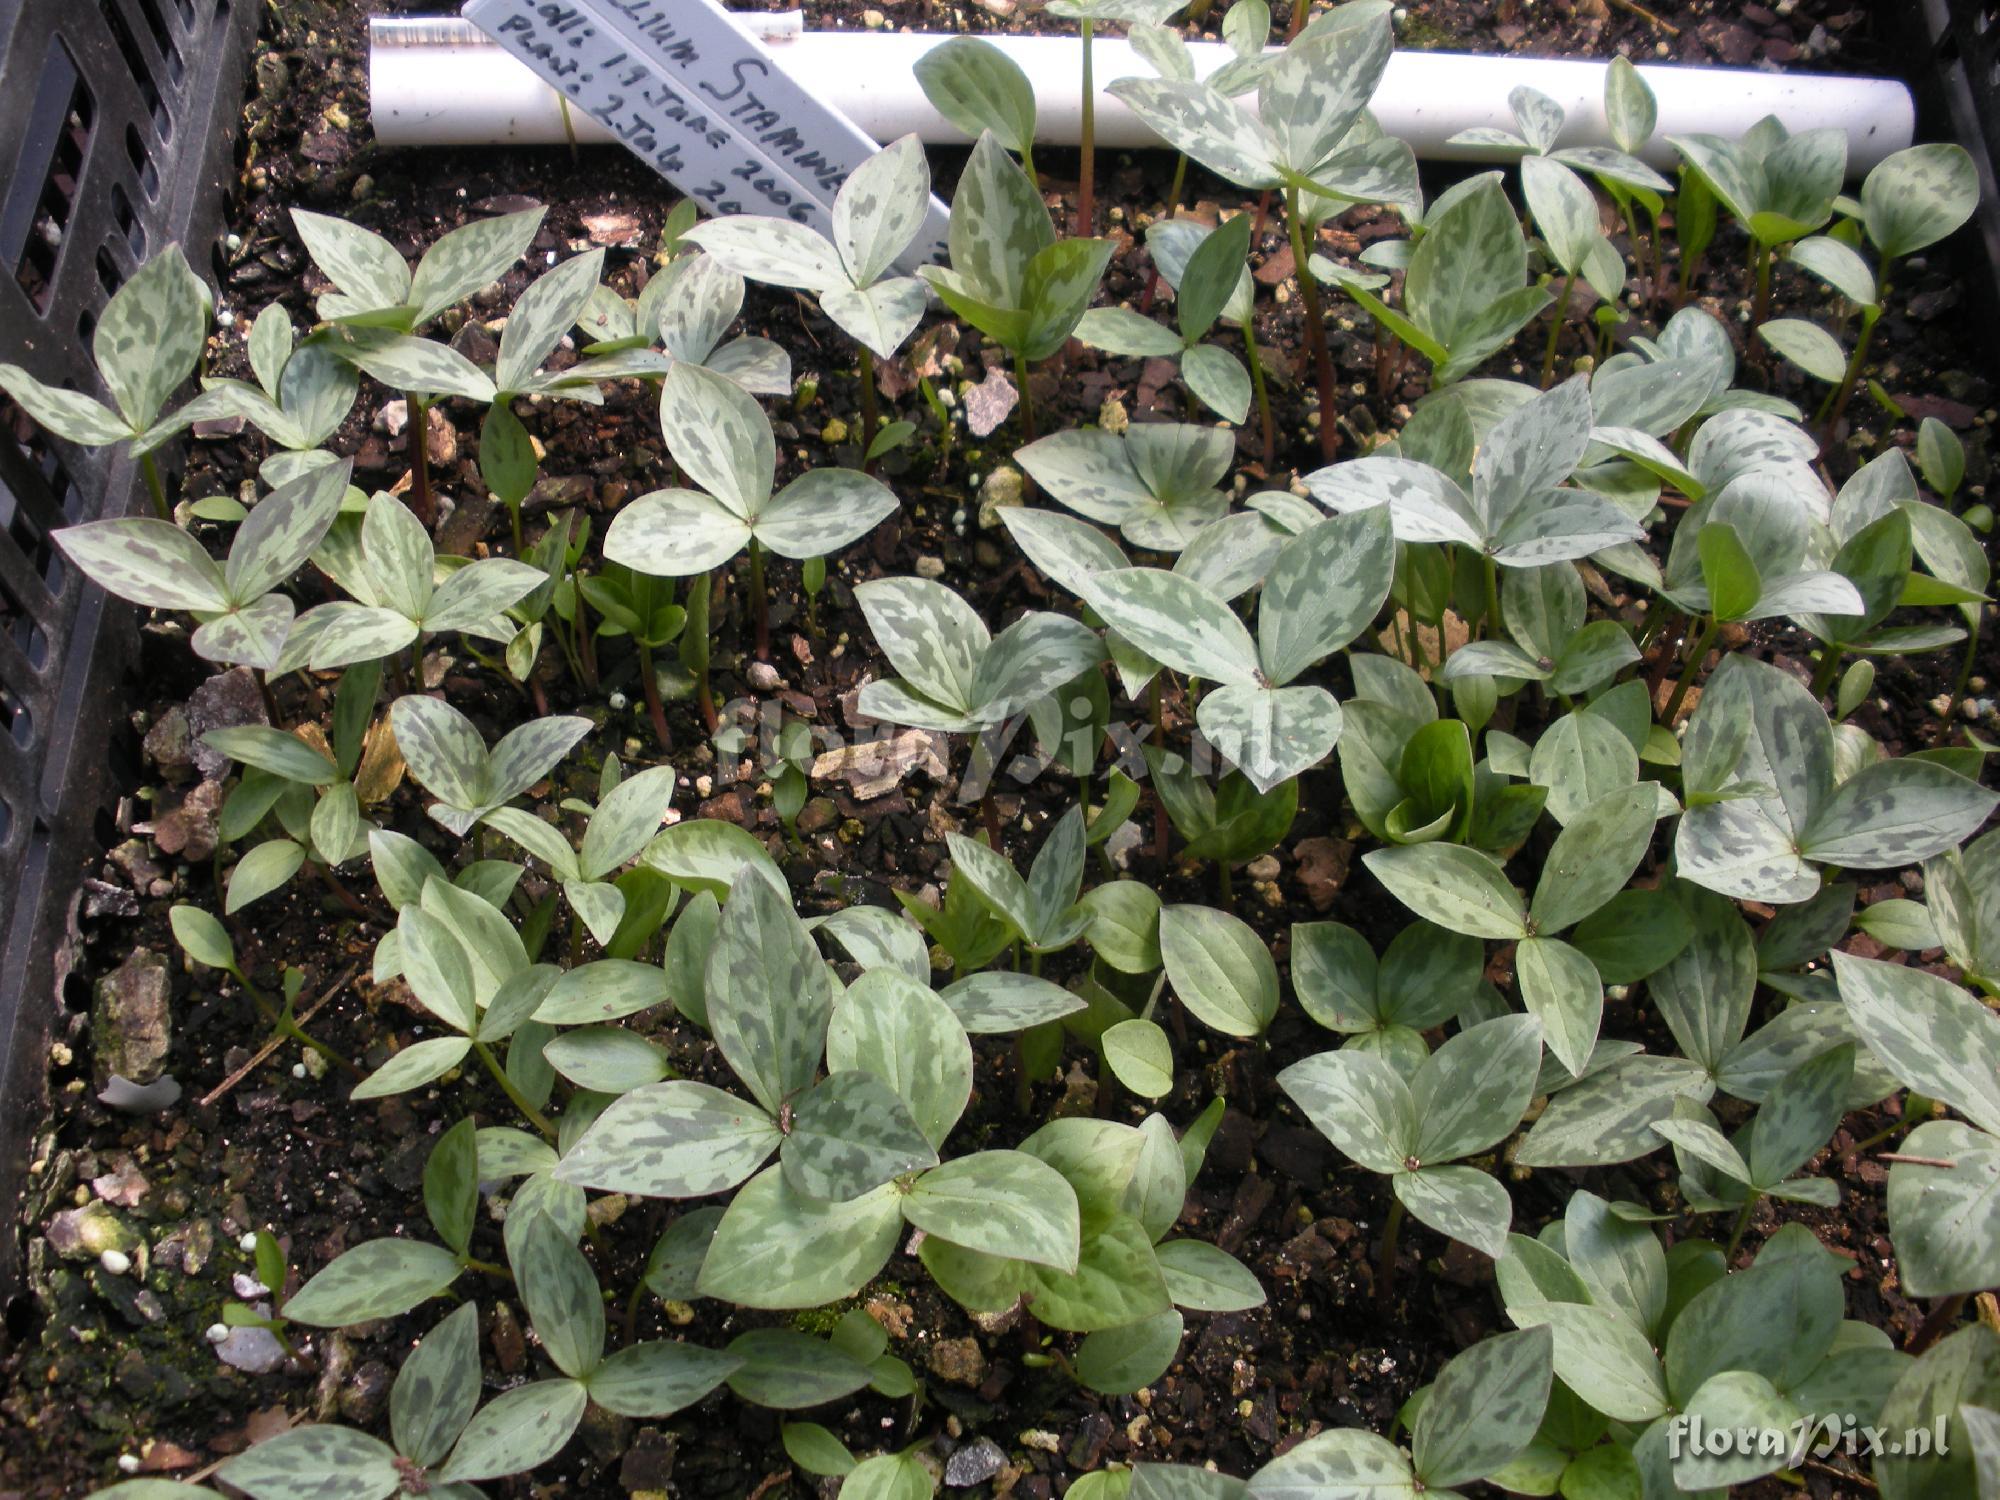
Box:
[2,1,1996,1496]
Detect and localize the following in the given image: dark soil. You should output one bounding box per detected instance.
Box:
[2,1,1994,1497]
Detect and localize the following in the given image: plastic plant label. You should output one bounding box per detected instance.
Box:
[461,0,948,267]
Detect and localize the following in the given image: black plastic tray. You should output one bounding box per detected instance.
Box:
[0,0,260,1301]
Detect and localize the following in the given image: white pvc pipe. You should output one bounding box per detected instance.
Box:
[369,15,1915,176]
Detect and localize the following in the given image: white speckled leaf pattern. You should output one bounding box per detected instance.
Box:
[586,1340,742,1420]
[1021,238,1120,361]
[854,575,989,712]
[822,278,928,362]
[912,36,1038,157]
[1259,507,1394,684]
[345,333,496,402]
[902,1150,1081,1271]
[1197,683,1343,794]
[192,594,295,671]
[497,248,604,394]
[282,1238,463,1328]
[291,209,412,313]
[1087,568,1260,688]
[91,245,209,430]
[437,1379,587,1485]
[225,457,351,605]
[515,1206,604,1379]
[826,969,973,1149]
[659,362,774,518]
[1886,1121,2000,1297]
[657,254,744,365]
[605,489,754,578]
[216,1423,401,1500]
[1507,1300,1669,1422]
[1303,455,1484,548]
[1259,18,1391,176]
[1863,142,1980,259]
[556,1080,779,1197]
[707,867,835,1116]
[55,518,229,613]
[754,469,898,561]
[1363,843,1527,940]
[0,362,132,443]
[1799,759,1998,868]
[1245,1429,1416,1500]
[1107,77,1280,189]
[951,132,1055,308]
[1412,1326,1553,1488]
[969,610,1106,721]
[697,1168,903,1308]
[781,1070,938,1200]
[682,218,850,296]
[834,134,930,289]
[1017,429,1156,527]
[409,207,543,325]
[1835,952,2000,1136]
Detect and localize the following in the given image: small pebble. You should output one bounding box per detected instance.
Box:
[207,1324,231,1344]
[117,1456,141,1475]
[99,1249,131,1276]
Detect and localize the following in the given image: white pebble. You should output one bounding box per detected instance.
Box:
[609,691,629,710]
[206,1324,231,1344]
[240,1232,260,1253]
[99,1249,131,1276]
[291,1062,306,1079]
[118,1455,141,1475]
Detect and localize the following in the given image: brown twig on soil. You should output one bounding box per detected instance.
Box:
[1607,0,1680,35]
[747,1471,794,1500]
[198,964,359,1109]
[1877,1152,1957,1169]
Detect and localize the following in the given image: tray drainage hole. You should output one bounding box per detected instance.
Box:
[0,685,32,751]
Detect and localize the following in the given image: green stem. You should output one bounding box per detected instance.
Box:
[1723,1194,1760,1262]
[473,1038,555,1139]
[140,452,170,520]
[624,1279,647,1345]
[1822,299,1886,449]
[1663,616,1720,726]
[1285,187,1339,463]
[463,1257,515,1281]
[406,392,434,528]
[1909,1293,1970,1356]
[636,642,672,753]
[1149,677,1169,865]
[509,502,525,558]
[747,538,770,662]
[1243,321,1275,471]
[1482,554,1503,642]
[1216,861,1234,910]
[1751,240,1773,334]
[858,346,880,474]
[1078,20,1096,235]
[1014,349,1038,448]
[1377,1196,1406,1309]
[280,1016,359,1079]
[1166,152,1188,215]
[1810,642,1844,702]
[1940,615,1983,744]
[1539,271,1576,388]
